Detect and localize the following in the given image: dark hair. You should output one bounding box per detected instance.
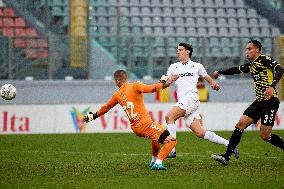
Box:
[114,70,128,81]
[248,39,262,51]
[179,43,193,57]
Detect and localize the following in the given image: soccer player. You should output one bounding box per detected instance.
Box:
[163,43,239,158]
[83,70,178,170]
[211,39,284,165]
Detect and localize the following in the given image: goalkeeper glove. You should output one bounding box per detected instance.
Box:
[83,112,98,123]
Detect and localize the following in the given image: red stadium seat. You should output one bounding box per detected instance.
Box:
[0,8,3,17]
[14,38,27,48]
[25,28,38,37]
[15,17,26,27]
[15,28,26,36]
[37,39,48,48]
[3,18,15,27]
[0,18,3,27]
[3,8,16,17]
[26,38,38,48]
[25,49,38,59]
[37,49,49,58]
[2,28,14,36]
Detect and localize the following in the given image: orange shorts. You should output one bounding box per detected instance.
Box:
[132,121,166,141]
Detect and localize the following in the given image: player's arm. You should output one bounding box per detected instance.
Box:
[83,96,118,123]
[213,64,250,79]
[264,60,284,99]
[203,75,220,91]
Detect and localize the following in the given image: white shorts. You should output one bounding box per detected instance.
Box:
[174,93,201,126]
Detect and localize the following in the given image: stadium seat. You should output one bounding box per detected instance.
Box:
[130,7,140,16]
[251,27,260,36]
[176,27,186,35]
[184,7,194,16]
[152,7,162,16]
[37,39,48,48]
[130,0,139,6]
[25,49,38,59]
[219,27,229,36]
[207,18,217,27]
[14,38,27,48]
[0,18,2,27]
[224,0,235,7]
[25,28,38,37]
[235,0,245,7]
[247,9,258,18]
[153,16,162,25]
[227,8,236,17]
[271,28,281,36]
[14,17,26,27]
[249,18,258,27]
[0,8,3,17]
[3,8,16,17]
[196,17,206,26]
[197,27,207,36]
[131,17,141,25]
[216,8,226,17]
[237,8,246,17]
[228,18,238,27]
[208,27,218,36]
[188,28,197,36]
[163,7,173,16]
[240,27,249,36]
[238,18,248,27]
[204,0,214,7]
[174,7,184,16]
[162,0,171,6]
[142,17,152,26]
[15,28,26,36]
[165,26,175,35]
[215,0,224,7]
[26,38,38,48]
[205,8,215,17]
[186,17,195,26]
[175,17,185,26]
[221,38,230,46]
[143,27,152,34]
[3,18,15,27]
[229,27,239,36]
[209,37,219,47]
[259,18,269,27]
[260,27,271,36]
[164,17,173,25]
[195,8,204,17]
[141,7,151,16]
[154,27,164,35]
[2,28,14,36]
[217,18,227,26]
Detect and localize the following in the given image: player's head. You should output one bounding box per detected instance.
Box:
[177,43,193,63]
[114,70,128,87]
[246,40,262,61]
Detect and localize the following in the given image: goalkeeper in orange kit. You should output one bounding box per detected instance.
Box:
[84,70,179,170]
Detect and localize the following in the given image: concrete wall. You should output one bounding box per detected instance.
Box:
[0,79,257,105]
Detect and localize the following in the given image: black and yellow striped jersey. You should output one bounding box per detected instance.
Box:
[238,54,280,101]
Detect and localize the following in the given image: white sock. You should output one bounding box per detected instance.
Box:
[155,158,162,164]
[167,123,176,152]
[151,156,157,163]
[204,130,229,146]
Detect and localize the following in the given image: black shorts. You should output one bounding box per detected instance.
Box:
[244,97,280,126]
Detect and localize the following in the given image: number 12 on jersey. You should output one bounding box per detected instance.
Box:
[123,102,138,121]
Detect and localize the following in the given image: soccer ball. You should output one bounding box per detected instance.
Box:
[0,84,16,100]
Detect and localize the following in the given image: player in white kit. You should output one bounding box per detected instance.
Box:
[164,43,239,158]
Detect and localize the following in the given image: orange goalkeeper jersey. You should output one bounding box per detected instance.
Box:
[97,81,163,129]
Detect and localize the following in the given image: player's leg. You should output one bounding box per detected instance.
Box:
[259,97,284,150]
[165,105,185,157]
[211,114,253,165]
[145,122,177,170]
[149,140,160,167]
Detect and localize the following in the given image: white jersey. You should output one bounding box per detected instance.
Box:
[166,60,208,100]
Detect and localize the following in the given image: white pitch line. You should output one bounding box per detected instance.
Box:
[0,149,283,159]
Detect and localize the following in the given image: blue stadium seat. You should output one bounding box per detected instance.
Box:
[228,18,238,27]
[227,8,236,17]
[205,8,215,17]
[185,7,194,16]
[208,27,218,36]
[207,18,216,26]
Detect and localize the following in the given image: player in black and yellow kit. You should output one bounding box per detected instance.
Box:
[211,40,284,165]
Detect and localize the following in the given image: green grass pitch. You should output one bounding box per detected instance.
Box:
[0,131,283,189]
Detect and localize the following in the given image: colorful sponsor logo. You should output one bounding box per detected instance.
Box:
[70,107,90,133]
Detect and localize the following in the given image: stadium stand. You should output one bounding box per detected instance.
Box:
[0,0,283,80]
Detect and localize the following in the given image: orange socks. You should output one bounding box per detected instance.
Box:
[157,139,177,160]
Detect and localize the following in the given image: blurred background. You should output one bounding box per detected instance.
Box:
[0,0,283,103]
